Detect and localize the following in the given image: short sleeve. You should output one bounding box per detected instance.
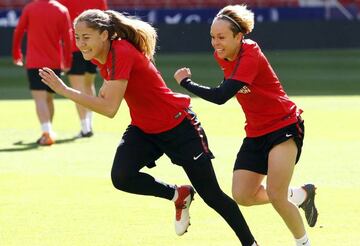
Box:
[230,45,260,85]
[109,42,135,81]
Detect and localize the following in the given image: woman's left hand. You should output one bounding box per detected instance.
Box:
[39,67,68,96]
[174,67,191,84]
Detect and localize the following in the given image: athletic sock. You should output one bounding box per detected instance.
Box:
[81,118,91,133]
[41,122,52,134]
[86,111,93,130]
[295,233,310,246]
[288,187,307,206]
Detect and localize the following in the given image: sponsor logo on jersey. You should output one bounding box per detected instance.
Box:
[238,85,251,94]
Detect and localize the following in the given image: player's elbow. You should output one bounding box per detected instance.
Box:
[101,107,118,118]
[106,110,117,118]
[106,113,116,119]
[213,96,228,105]
[216,99,227,105]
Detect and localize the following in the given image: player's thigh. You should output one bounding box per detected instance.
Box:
[112,125,163,174]
[68,74,85,90]
[84,73,96,87]
[232,169,265,198]
[267,139,297,195]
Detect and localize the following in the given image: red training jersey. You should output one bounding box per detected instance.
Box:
[92,40,191,133]
[214,39,301,137]
[12,0,72,69]
[58,0,108,52]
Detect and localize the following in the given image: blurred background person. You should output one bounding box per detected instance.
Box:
[12,0,72,146]
[58,0,108,138]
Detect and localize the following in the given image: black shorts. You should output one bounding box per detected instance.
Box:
[234,117,305,175]
[27,68,60,92]
[113,108,214,171]
[67,51,97,75]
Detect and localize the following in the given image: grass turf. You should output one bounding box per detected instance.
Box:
[0,96,359,246]
[1,49,360,99]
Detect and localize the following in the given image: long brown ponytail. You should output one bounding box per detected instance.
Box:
[74,9,157,61]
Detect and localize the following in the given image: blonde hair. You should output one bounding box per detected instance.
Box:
[215,5,254,35]
[74,9,157,61]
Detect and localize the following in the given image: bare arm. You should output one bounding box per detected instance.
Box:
[39,67,127,118]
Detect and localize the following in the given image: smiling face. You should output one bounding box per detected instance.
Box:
[210,19,242,61]
[74,21,109,64]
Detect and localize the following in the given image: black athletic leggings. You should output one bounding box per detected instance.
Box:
[111,151,255,246]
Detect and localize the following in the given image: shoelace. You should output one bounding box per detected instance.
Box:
[175,201,187,220]
[175,203,186,209]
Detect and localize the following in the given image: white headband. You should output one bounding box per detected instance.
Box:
[217,14,243,33]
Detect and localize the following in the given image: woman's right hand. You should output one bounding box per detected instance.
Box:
[39,67,69,96]
[174,67,191,84]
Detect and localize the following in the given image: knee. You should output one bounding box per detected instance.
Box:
[232,190,254,207]
[111,168,130,191]
[267,188,286,207]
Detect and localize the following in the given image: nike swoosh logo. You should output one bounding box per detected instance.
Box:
[193,152,204,160]
[302,239,309,245]
[308,208,314,224]
[286,133,293,137]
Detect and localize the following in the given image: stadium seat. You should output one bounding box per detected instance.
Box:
[0,0,30,9]
[1,0,358,11]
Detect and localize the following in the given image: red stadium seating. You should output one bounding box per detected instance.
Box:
[0,0,29,9]
[0,0,358,10]
[106,0,299,9]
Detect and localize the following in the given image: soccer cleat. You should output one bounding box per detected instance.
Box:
[299,184,318,227]
[174,185,195,236]
[76,130,94,138]
[36,132,55,146]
